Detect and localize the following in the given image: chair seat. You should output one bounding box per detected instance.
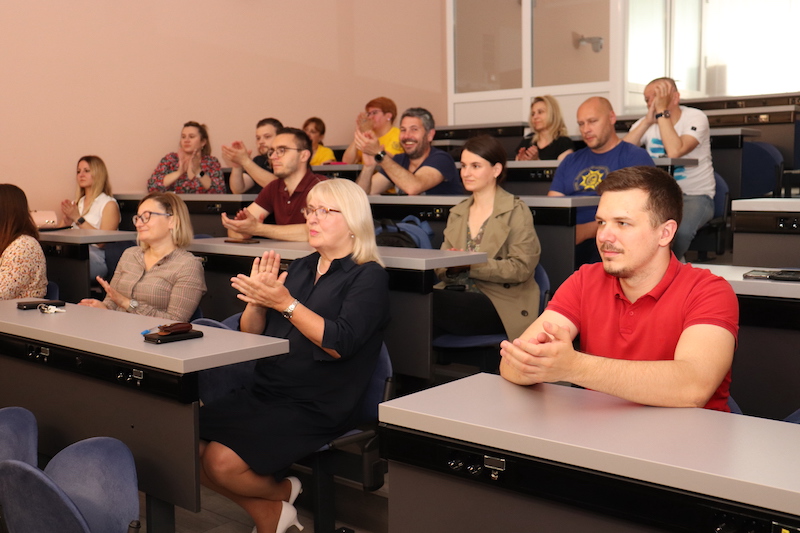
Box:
[432,333,507,349]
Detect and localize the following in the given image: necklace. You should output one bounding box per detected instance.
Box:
[317,257,325,275]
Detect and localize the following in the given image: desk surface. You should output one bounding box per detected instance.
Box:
[115,193,257,202]
[366,194,600,209]
[380,373,800,516]
[732,198,800,212]
[188,238,486,270]
[38,229,138,244]
[0,301,288,374]
[694,263,800,299]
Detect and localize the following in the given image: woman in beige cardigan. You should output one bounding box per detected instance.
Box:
[435,135,541,340]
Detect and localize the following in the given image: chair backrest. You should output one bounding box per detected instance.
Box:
[741,141,784,198]
[0,460,90,533]
[0,406,37,466]
[712,172,729,219]
[45,281,60,300]
[534,263,551,315]
[44,437,139,533]
[103,241,137,278]
[360,343,393,424]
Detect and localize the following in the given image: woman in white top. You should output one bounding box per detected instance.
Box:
[60,155,121,278]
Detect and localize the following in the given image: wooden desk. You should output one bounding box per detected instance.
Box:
[187,238,486,380]
[116,193,257,236]
[367,195,600,290]
[0,301,288,533]
[380,373,800,532]
[39,229,138,302]
[696,263,800,420]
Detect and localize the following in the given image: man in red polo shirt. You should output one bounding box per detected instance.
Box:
[222,127,327,241]
[500,166,738,411]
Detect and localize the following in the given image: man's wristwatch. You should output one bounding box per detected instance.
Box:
[76,217,86,226]
[374,150,387,164]
[655,110,671,120]
[282,299,300,320]
[127,299,139,313]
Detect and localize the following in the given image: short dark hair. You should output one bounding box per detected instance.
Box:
[401,107,435,132]
[598,166,683,227]
[462,135,508,184]
[256,117,283,130]
[302,117,326,136]
[275,127,312,154]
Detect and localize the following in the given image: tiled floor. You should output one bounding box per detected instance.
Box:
[137,473,389,533]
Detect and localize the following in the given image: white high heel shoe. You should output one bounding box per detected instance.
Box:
[251,501,304,533]
[286,476,302,505]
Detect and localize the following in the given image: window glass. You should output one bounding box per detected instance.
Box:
[627,0,666,87]
[454,0,522,93]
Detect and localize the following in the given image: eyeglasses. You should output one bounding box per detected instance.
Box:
[300,206,342,220]
[266,146,303,158]
[132,211,172,225]
[366,110,383,117]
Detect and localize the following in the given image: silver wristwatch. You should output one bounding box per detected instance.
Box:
[128,299,139,313]
[282,299,300,319]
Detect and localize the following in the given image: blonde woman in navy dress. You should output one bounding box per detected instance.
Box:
[199,179,389,533]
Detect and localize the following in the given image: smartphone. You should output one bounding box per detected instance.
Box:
[743,269,774,280]
[144,330,204,344]
[224,238,260,244]
[17,300,66,310]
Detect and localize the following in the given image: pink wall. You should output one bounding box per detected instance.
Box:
[0,1,447,210]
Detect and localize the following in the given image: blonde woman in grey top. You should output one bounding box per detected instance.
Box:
[78,192,206,321]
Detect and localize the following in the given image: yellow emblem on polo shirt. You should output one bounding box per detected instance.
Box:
[579,169,605,191]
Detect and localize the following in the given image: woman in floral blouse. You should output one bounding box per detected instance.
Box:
[147,121,225,194]
[0,184,47,300]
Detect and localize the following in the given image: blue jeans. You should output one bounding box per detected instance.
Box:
[673,194,714,261]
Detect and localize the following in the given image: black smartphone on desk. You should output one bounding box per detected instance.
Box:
[17,300,66,310]
[143,330,204,344]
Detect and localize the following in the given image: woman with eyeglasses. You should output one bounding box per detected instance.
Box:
[200,179,389,533]
[0,184,47,300]
[60,155,121,279]
[78,192,206,321]
[147,121,226,193]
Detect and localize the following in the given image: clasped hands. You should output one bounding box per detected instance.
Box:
[60,199,80,224]
[231,250,293,311]
[221,141,252,168]
[500,321,579,384]
[645,79,674,124]
[221,208,259,237]
[178,149,203,179]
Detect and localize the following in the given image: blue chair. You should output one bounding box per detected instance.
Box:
[784,408,800,424]
[0,437,139,533]
[742,141,784,198]
[103,241,137,279]
[45,281,60,300]
[727,396,743,415]
[432,263,550,373]
[687,172,730,261]
[297,343,393,533]
[0,406,37,466]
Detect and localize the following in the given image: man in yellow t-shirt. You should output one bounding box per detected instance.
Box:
[342,97,403,164]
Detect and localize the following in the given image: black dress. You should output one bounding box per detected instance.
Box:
[199,253,390,475]
[515,135,574,160]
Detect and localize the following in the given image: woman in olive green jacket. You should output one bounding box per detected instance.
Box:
[435,135,542,340]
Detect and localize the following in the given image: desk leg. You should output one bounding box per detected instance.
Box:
[384,291,433,380]
[146,495,176,533]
